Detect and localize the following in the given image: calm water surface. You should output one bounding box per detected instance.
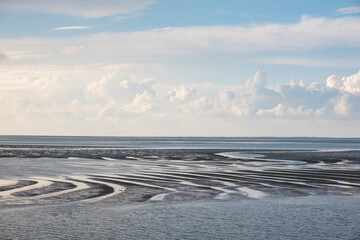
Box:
[0,136,359,239]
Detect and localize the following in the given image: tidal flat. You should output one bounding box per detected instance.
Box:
[0,136,359,239]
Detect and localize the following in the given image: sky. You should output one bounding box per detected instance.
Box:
[0,0,360,137]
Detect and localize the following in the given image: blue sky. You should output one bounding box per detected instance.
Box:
[0,0,359,136]
[1,0,359,37]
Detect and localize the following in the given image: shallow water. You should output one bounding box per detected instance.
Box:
[1,195,359,240]
[1,135,360,149]
[0,137,359,239]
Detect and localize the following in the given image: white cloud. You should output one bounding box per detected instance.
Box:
[258,57,360,68]
[337,6,360,14]
[167,85,197,103]
[181,97,213,114]
[0,0,156,18]
[97,99,128,119]
[53,26,93,31]
[246,71,268,89]
[332,94,360,115]
[0,64,359,136]
[218,89,234,112]
[233,71,281,116]
[129,91,155,113]
[99,89,156,118]
[326,71,360,95]
[167,85,215,115]
[256,104,326,117]
[1,16,359,65]
[84,70,157,120]
[60,45,88,55]
[276,79,337,110]
[85,70,155,103]
[169,71,360,119]
[2,50,47,61]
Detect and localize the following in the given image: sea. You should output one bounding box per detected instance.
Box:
[0,136,359,240]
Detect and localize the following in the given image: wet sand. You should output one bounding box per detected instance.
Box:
[0,141,359,239]
[0,148,359,206]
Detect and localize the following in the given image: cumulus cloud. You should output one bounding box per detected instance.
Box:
[167,85,215,115]
[181,97,214,115]
[276,79,337,110]
[326,71,360,95]
[97,99,128,119]
[228,71,281,117]
[218,89,234,111]
[84,70,157,120]
[167,85,197,103]
[167,71,360,119]
[85,71,155,103]
[129,91,155,113]
[162,70,354,121]
[2,66,360,120]
[252,71,360,117]
[0,0,156,18]
[1,65,359,135]
[332,94,360,115]
[168,71,277,118]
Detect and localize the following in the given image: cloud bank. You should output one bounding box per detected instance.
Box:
[0,65,359,136]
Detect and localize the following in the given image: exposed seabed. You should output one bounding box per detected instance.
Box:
[0,147,359,239]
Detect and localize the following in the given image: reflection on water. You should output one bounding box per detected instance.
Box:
[0,137,359,239]
[1,195,359,240]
